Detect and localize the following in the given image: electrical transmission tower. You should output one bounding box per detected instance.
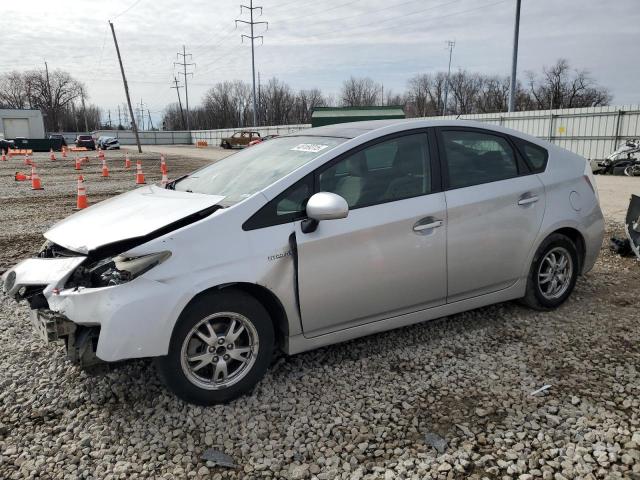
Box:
[171,76,186,130]
[175,46,195,130]
[236,0,268,127]
[443,40,455,116]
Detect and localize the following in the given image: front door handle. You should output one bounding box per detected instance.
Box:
[518,195,539,206]
[413,217,443,232]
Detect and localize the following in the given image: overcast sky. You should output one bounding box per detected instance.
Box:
[2,0,639,125]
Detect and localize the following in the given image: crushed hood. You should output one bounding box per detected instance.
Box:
[45,185,225,254]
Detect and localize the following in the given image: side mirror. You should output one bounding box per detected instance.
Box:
[302,192,348,233]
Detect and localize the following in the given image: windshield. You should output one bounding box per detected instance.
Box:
[174,135,346,205]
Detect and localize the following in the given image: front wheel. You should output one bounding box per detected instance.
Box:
[520,234,579,310]
[155,290,274,405]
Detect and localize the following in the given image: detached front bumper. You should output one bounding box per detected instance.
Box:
[3,257,186,363]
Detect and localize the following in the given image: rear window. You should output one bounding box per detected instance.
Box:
[513,138,548,172]
[78,135,92,140]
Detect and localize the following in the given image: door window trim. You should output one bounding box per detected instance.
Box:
[434,126,532,191]
[243,128,442,230]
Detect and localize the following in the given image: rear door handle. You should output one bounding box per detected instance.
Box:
[518,195,539,206]
[413,218,443,232]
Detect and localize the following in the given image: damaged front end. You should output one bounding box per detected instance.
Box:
[2,243,107,371]
[3,240,172,372]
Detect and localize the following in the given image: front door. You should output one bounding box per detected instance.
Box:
[295,131,448,337]
[437,128,546,302]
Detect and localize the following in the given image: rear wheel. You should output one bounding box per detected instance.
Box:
[155,290,274,405]
[521,233,579,310]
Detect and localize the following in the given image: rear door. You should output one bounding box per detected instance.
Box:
[295,130,448,336]
[437,127,546,302]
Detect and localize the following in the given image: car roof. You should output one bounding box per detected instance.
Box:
[285,119,543,144]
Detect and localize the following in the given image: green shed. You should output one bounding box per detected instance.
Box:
[311,106,405,127]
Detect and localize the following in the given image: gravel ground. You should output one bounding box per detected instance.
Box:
[0,152,639,479]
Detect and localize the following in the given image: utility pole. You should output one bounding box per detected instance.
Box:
[109,21,142,153]
[139,99,146,130]
[44,60,54,130]
[257,71,261,126]
[118,105,122,129]
[443,40,455,116]
[381,83,384,106]
[236,0,268,127]
[80,88,89,132]
[175,46,195,131]
[147,110,154,130]
[171,76,186,129]
[108,109,112,128]
[508,0,522,112]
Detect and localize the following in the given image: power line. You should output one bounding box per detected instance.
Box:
[113,0,145,19]
[236,0,268,127]
[174,46,195,130]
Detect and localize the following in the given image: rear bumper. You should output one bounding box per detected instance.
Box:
[581,206,605,274]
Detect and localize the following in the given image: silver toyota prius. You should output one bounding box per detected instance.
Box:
[3,120,604,404]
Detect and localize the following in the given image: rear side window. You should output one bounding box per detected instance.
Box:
[441,130,518,189]
[513,138,548,172]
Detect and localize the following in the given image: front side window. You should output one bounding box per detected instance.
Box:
[318,133,431,209]
[441,130,518,189]
[174,135,346,206]
[243,176,312,230]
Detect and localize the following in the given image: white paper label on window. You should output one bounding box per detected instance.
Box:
[290,144,329,153]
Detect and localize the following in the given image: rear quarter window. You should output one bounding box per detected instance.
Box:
[513,138,548,172]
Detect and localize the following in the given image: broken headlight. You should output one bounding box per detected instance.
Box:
[99,251,172,286]
[67,251,172,288]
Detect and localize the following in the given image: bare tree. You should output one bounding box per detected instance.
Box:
[293,88,327,124]
[527,59,611,109]
[448,70,484,115]
[340,77,381,107]
[0,72,29,109]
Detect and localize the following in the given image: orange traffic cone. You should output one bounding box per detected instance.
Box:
[135,160,146,185]
[14,172,29,181]
[124,153,131,169]
[160,154,168,174]
[24,155,32,166]
[75,156,82,170]
[1,149,6,161]
[62,147,67,158]
[98,148,105,160]
[49,148,56,161]
[30,165,43,190]
[75,176,88,210]
[161,171,168,187]
[101,159,109,178]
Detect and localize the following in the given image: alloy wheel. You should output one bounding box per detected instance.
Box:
[180,312,259,390]
[537,247,573,300]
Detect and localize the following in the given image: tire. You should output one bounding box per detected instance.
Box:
[613,165,627,176]
[520,233,579,311]
[155,290,274,405]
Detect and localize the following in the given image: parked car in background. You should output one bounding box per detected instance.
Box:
[248,134,279,147]
[48,134,67,147]
[96,136,120,150]
[3,119,604,405]
[0,136,14,152]
[75,134,96,150]
[220,131,260,149]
